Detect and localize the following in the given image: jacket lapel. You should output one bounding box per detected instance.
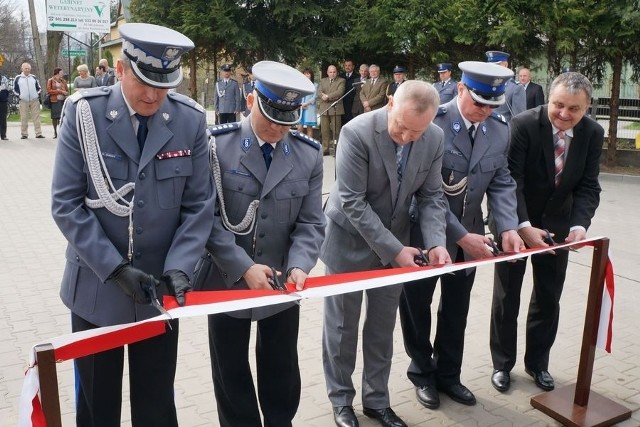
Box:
[139,104,173,170]
[539,107,556,188]
[105,86,139,164]
[262,142,293,197]
[469,122,490,170]
[373,110,399,205]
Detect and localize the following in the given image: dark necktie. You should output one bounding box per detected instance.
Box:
[261,143,273,169]
[136,114,149,152]
[468,124,475,146]
[554,130,566,187]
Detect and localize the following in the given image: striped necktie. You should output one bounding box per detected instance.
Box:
[554,130,566,187]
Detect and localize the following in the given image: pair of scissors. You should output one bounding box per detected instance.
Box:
[543,229,580,252]
[413,247,429,266]
[142,278,173,330]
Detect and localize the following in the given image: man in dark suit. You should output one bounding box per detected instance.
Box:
[400,62,524,410]
[341,59,359,124]
[322,81,450,427]
[489,72,603,393]
[351,63,369,118]
[51,23,215,426]
[518,67,545,109]
[200,60,325,427]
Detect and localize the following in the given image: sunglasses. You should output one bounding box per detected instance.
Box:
[472,99,499,109]
[464,86,499,109]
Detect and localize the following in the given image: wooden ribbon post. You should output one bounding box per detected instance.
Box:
[530,238,631,426]
[35,343,62,427]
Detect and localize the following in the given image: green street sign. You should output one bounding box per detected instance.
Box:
[62,50,86,57]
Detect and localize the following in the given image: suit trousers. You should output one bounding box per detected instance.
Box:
[399,276,438,387]
[208,305,301,427]
[322,270,403,409]
[320,114,342,152]
[218,112,237,124]
[400,254,476,387]
[490,250,569,372]
[71,313,179,427]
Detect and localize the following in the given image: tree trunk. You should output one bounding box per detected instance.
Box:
[46,32,64,76]
[606,55,622,166]
[27,0,46,81]
[189,52,197,100]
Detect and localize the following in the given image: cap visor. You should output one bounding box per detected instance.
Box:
[130,61,183,89]
[468,89,505,106]
[257,97,301,126]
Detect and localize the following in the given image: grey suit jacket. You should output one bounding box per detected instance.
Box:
[202,118,325,320]
[494,79,526,122]
[435,99,517,259]
[321,108,447,273]
[51,84,215,326]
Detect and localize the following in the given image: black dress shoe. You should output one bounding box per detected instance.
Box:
[439,383,476,406]
[363,407,407,427]
[21,136,27,139]
[1,137,7,140]
[491,370,511,392]
[415,385,440,409]
[333,406,359,427]
[35,135,45,138]
[525,368,555,391]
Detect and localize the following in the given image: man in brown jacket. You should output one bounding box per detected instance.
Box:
[360,64,389,112]
[318,64,346,155]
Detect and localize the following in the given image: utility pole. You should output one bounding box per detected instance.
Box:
[27,0,46,81]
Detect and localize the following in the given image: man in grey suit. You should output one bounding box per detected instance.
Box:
[214,63,242,124]
[51,24,215,426]
[399,62,524,411]
[486,51,526,122]
[198,61,325,427]
[322,81,451,427]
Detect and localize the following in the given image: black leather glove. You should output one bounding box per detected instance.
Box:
[161,270,192,306]
[108,262,159,305]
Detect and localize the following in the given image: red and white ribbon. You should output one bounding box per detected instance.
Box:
[19,236,614,426]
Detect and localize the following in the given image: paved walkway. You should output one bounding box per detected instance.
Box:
[1,121,639,426]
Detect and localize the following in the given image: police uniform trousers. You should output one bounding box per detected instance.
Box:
[208,305,301,427]
[399,248,476,387]
[322,267,403,409]
[71,313,179,427]
[490,250,569,373]
[0,100,8,138]
[217,113,237,124]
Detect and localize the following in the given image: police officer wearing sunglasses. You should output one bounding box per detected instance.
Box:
[400,61,524,410]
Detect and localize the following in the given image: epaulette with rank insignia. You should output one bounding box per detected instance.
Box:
[207,122,241,137]
[289,130,321,150]
[489,112,507,124]
[168,92,205,113]
[437,105,447,116]
[68,86,111,104]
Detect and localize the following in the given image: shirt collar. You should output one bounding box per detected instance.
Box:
[552,126,574,138]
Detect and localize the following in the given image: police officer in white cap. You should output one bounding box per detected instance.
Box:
[197,60,325,427]
[485,51,526,121]
[400,61,524,410]
[51,23,215,426]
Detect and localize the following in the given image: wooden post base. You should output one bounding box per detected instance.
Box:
[531,384,631,427]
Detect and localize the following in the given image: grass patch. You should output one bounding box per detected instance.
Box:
[7,110,53,125]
